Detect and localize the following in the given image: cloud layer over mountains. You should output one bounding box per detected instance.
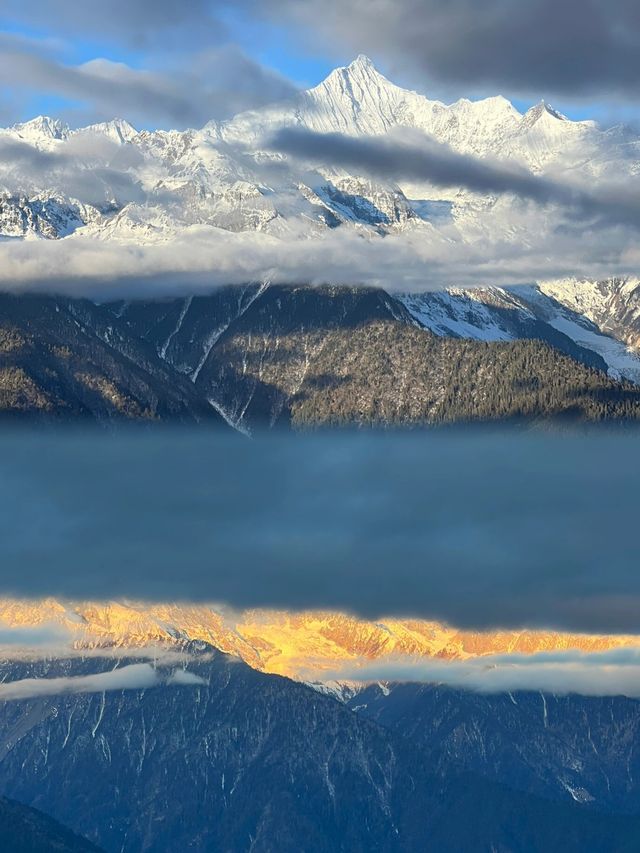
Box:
[0,662,206,701]
[269,126,640,230]
[2,217,638,299]
[2,3,640,294]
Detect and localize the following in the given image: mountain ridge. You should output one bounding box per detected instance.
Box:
[0,53,632,241]
[1,598,639,680]
[2,284,640,428]
[0,649,639,851]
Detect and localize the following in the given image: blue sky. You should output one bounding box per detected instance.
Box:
[1,1,639,129]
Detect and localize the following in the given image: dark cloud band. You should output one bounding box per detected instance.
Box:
[259,0,640,101]
[1,428,640,635]
[267,126,640,228]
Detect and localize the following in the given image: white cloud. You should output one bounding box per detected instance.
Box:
[0,662,158,700]
[168,669,209,686]
[0,662,208,701]
[333,649,640,697]
[0,220,638,298]
[0,623,71,647]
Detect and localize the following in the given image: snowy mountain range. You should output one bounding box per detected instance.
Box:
[1,598,638,682]
[2,56,640,386]
[5,57,640,851]
[4,54,640,240]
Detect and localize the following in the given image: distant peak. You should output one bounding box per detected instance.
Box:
[540,100,566,120]
[12,115,69,139]
[482,95,517,109]
[111,118,137,132]
[525,100,567,123]
[80,118,138,142]
[348,54,375,71]
[522,100,568,127]
[321,54,388,85]
[312,54,395,101]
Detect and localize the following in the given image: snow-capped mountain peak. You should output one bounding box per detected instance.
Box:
[349,53,376,72]
[296,54,427,137]
[3,115,138,150]
[521,100,566,127]
[10,115,70,143]
[312,53,396,98]
[0,55,634,284]
[77,118,138,144]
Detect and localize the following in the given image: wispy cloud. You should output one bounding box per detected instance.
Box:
[0,135,148,207]
[2,0,225,49]
[0,662,207,701]
[332,648,640,698]
[0,33,297,128]
[1,216,639,298]
[0,623,71,647]
[167,669,208,686]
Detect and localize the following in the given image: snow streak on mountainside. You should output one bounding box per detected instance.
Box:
[0,599,638,680]
[399,283,640,383]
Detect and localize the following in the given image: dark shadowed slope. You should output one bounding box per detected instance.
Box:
[0,796,102,852]
[349,682,640,814]
[0,651,639,852]
[0,294,226,425]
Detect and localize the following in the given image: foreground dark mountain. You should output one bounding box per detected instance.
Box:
[0,651,638,852]
[2,283,640,428]
[0,796,102,852]
[421,776,640,853]
[116,284,640,429]
[349,683,640,814]
[0,294,225,425]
